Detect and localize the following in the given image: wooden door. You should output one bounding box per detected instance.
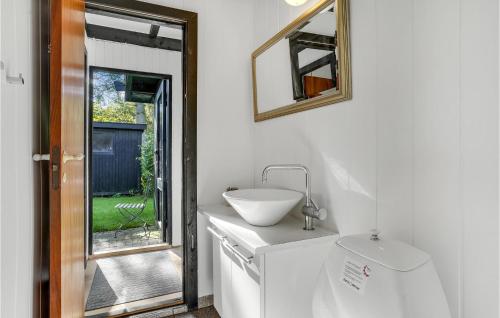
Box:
[49,0,86,317]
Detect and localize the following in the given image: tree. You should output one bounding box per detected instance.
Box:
[93,71,125,107]
[92,70,154,126]
[139,128,155,197]
[93,102,137,123]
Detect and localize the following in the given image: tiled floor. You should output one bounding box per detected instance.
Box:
[127,305,220,318]
[174,306,220,318]
[93,227,162,253]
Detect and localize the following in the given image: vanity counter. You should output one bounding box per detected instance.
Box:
[198,204,338,255]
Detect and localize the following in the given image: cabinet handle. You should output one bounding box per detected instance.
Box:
[207,226,226,241]
[222,240,254,265]
[208,226,254,264]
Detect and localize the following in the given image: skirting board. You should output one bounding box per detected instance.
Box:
[128,304,188,318]
[127,295,213,318]
[198,295,214,309]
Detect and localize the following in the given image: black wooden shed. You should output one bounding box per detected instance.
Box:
[92,122,146,196]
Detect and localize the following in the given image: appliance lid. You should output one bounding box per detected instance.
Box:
[336,234,430,272]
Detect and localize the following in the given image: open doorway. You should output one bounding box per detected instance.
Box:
[80,2,196,315]
[87,67,178,255]
[42,0,197,316]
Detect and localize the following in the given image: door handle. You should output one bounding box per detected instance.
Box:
[156,178,163,191]
[62,151,84,163]
[33,154,50,161]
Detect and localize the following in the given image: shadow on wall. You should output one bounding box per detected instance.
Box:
[302,123,377,235]
[316,151,376,235]
[253,114,377,236]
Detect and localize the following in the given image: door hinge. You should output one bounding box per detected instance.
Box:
[191,234,195,251]
[48,43,51,54]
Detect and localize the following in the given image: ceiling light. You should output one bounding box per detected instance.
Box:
[284,0,308,6]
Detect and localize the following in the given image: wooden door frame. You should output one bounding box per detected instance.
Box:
[40,0,198,314]
[85,0,198,309]
[86,66,173,255]
[37,1,51,317]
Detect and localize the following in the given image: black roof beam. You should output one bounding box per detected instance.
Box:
[86,23,182,51]
[86,7,184,29]
[299,53,334,76]
[149,24,160,38]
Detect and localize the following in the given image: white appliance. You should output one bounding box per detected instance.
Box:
[312,234,451,318]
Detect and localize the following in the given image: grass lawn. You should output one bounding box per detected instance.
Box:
[93,195,156,232]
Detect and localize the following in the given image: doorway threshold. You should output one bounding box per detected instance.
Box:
[90,243,172,260]
[84,292,183,318]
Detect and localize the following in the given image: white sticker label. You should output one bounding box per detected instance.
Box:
[340,256,371,294]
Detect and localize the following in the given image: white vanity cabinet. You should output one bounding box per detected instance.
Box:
[200,205,338,318]
[212,234,261,318]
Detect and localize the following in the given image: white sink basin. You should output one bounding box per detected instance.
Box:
[222,188,303,226]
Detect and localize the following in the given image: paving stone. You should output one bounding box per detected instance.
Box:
[93,227,162,253]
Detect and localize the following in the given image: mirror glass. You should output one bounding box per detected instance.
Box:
[253,0,350,121]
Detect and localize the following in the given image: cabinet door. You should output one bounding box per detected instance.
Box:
[213,238,234,318]
[220,243,233,317]
[231,257,261,318]
[212,229,261,318]
[212,238,223,314]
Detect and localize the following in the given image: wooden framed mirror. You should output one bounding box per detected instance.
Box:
[252,0,351,122]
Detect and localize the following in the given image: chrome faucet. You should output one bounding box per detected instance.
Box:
[262,164,327,230]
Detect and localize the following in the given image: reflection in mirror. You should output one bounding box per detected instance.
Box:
[252,0,350,121]
[289,3,337,101]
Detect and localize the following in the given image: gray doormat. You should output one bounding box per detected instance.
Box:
[86,251,182,311]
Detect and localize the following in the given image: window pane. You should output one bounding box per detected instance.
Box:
[93,131,113,153]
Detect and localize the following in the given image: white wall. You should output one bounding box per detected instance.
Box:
[374,0,414,243]
[0,0,2,309]
[413,0,499,317]
[0,0,38,317]
[413,1,462,315]
[252,1,499,318]
[85,37,184,246]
